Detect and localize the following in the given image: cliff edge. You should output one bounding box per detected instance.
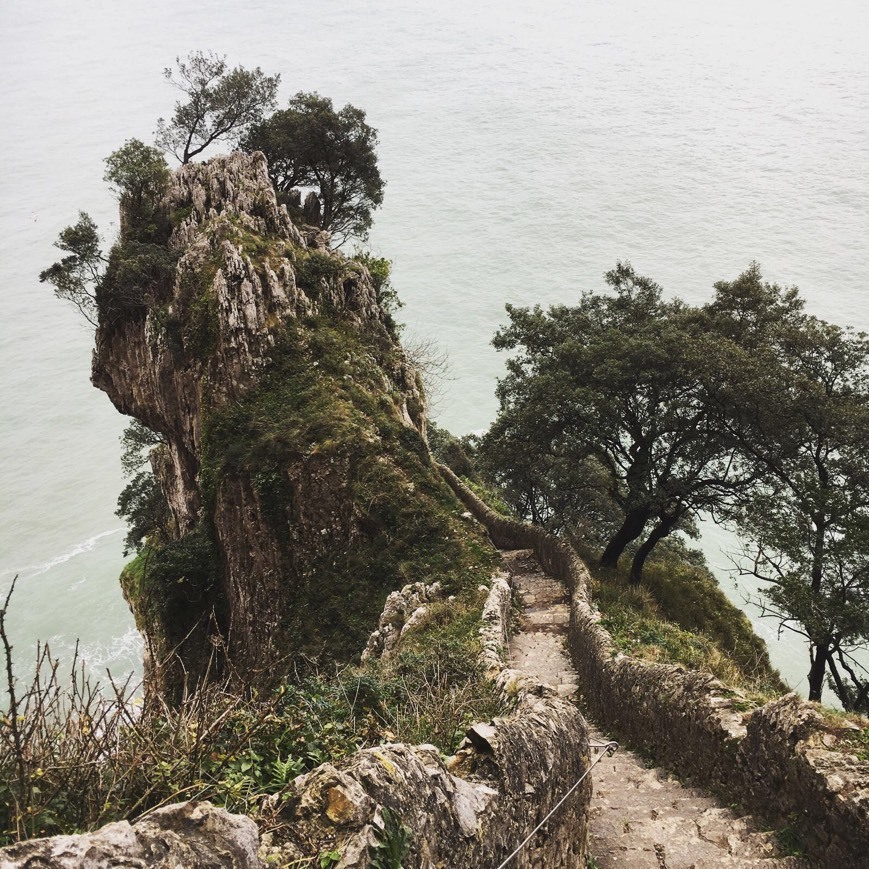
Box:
[92,152,483,701]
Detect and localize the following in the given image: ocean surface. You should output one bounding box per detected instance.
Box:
[1,0,867,696]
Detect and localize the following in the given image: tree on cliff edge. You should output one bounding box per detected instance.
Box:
[483,263,755,585]
[242,92,384,246]
[156,51,280,164]
[704,265,869,707]
[40,141,175,326]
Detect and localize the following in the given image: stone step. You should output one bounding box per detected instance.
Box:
[502,549,803,869]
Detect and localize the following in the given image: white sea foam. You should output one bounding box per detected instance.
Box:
[2,528,123,582]
[45,624,143,683]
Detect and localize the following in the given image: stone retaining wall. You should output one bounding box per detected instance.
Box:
[440,464,869,869]
[268,571,592,867]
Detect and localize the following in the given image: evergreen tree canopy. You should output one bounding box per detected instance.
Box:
[484,262,754,584]
[243,92,384,246]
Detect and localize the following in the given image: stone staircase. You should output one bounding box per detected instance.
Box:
[503,549,807,869]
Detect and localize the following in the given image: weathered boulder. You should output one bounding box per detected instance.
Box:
[0,802,263,869]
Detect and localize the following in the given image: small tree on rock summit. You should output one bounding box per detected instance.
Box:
[243,92,385,246]
[156,51,280,164]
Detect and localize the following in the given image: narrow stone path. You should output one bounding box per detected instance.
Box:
[503,549,805,869]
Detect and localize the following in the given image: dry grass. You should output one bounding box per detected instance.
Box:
[0,579,505,844]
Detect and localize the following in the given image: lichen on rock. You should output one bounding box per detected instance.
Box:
[0,802,263,869]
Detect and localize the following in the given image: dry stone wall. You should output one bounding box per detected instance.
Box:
[439,464,869,869]
[266,571,592,867]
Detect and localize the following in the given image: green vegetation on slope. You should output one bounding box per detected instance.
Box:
[192,306,499,664]
[567,535,785,697]
[1,568,504,844]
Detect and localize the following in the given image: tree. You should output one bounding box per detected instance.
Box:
[156,51,280,164]
[104,139,170,229]
[38,212,105,326]
[243,92,384,246]
[484,263,753,584]
[705,265,869,706]
[116,421,170,555]
[480,410,622,544]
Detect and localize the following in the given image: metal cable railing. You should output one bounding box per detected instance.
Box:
[495,740,619,869]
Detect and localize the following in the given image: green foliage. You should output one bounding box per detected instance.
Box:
[352,252,403,327]
[461,478,515,518]
[120,420,163,476]
[703,264,869,705]
[369,807,411,869]
[116,470,169,555]
[484,258,869,705]
[41,143,174,327]
[426,421,478,480]
[97,240,178,321]
[127,528,216,610]
[840,727,869,761]
[156,51,280,163]
[0,655,369,843]
[38,212,104,326]
[484,261,754,584]
[244,92,384,246]
[119,527,219,701]
[773,817,806,857]
[368,590,503,751]
[294,249,347,297]
[587,544,784,696]
[1,567,506,845]
[104,139,170,232]
[199,315,499,666]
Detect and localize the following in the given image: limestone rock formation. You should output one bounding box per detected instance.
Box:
[91,151,460,701]
[0,802,263,869]
[361,579,444,661]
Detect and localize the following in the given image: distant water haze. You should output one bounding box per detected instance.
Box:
[1,0,867,696]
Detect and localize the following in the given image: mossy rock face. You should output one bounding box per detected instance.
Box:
[97,153,494,702]
[196,315,499,676]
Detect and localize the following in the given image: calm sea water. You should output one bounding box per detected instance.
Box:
[1,0,867,695]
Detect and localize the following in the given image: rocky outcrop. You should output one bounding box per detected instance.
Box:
[91,151,445,701]
[361,580,444,661]
[440,465,869,869]
[0,802,263,869]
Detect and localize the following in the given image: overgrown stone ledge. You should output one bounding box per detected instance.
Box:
[439,464,869,869]
[264,571,591,867]
[361,579,445,661]
[0,571,592,868]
